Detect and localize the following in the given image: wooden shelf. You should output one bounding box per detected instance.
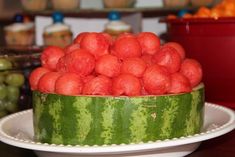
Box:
[22,6,199,18]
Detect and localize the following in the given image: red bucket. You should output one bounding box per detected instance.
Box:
[163,18,235,108]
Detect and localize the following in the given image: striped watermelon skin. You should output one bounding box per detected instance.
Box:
[33,84,204,146]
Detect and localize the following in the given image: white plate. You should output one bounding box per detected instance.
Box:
[0,103,234,157]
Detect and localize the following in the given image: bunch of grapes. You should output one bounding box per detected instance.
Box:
[0,58,25,118]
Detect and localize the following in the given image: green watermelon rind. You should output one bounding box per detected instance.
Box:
[33,84,205,146]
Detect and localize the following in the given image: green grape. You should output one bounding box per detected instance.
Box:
[0,110,7,118]
[0,84,7,100]
[0,100,6,111]
[5,73,25,87]
[7,86,20,103]
[0,58,13,70]
[0,74,5,84]
[5,101,18,113]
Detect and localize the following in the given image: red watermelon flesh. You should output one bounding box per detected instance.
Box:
[55,73,83,95]
[40,46,65,71]
[143,65,171,95]
[180,59,203,88]
[168,72,192,94]
[164,42,186,60]
[95,54,121,78]
[153,46,182,73]
[112,74,141,96]
[83,75,112,95]
[64,49,95,76]
[80,32,110,59]
[73,32,89,44]
[29,67,51,90]
[137,32,161,55]
[38,72,62,93]
[121,57,147,78]
[112,34,142,60]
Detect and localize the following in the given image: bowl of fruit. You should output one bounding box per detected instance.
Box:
[0,46,41,118]
[30,32,204,146]
[163,0,235,108]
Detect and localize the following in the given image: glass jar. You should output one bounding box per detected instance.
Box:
[43,12,73,48]
[0,46,41,118]
[104,11,132,39]
[51,0,80,11]
[191,0,215,6]
[103,0,136,8]
[163,0,190,7]
[21,0,48,11]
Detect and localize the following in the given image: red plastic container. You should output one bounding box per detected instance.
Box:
[163,18,235,109]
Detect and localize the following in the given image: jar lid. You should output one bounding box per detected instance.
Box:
[52,12,64,23]
[13,14,24,23]
[108,11,121,21]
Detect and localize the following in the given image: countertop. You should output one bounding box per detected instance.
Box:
[0,130,234,157]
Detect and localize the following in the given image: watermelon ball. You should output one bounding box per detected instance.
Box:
[56,56,67,73]
[153,46,182,73]
[80,32,110,59]
[164,42,186,60]
[140,80,149,95]
[64,49,95,76]
[121,57,147,78]
[168,72,192,94]
[115,33,135,40]
[95,54,121,78]
[55,73,83,95]
[141,87,149,96]
[143,65,171,95]
[180,59,203,88]
[137,32,161,55]
[64,43,80,54]
[38,72,62,93]
[101,33,114,45]
[82,75,96,84]
[112,74,141,96]
[112,34,142,60]
[29,67,50,90]
[141,54,154,67]
[73,32,89,44]
[40,46,65,71]
[83,75,112,95]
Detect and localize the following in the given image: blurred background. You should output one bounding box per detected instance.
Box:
[0,0,223,46]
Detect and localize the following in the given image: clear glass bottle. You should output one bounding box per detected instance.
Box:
[43,12,73,48]
[4,14,35,47]
[104,11,132,38]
